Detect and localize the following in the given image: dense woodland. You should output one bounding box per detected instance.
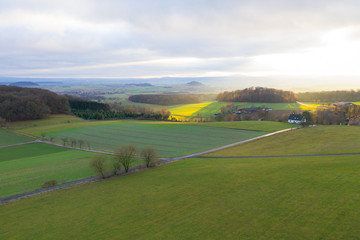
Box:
[0,86,70,121]
[216,87,297,103]
[297,90,360,103]
[129,94,214,105]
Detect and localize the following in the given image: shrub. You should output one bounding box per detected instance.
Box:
[41,180,57,188]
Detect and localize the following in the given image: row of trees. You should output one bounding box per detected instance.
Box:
[0,86,70,121]
[129,94,203,106]
[297,90,360,103]
[90,145,157,178]
[216,87,297,103]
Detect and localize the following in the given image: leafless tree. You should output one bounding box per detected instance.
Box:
[115,144,137,173]
[61,137,69,146]
[78,139,85,149]
[141,146,158,168]
[90,154,107,178]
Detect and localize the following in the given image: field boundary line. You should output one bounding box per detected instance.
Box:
[0,140,38,149]
[161,127,302,161]
[193,153,360,159]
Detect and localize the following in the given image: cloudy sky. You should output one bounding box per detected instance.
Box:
[1,0,360,89]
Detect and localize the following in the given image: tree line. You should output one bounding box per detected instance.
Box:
[0,85,70,121]
[128,94,214,106]
[297,90,360,103]
[216,87,297,103]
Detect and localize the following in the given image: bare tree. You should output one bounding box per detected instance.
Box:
[61,137,69,146]
[49,136,55,142]
[86,141,91,150]
[78,139,85,149]
[141,146,158,168]
[112,157,122,175]
[90,154,107,178]
[70,138,77,147]
[40,132,46,140]
[115,144,137,173]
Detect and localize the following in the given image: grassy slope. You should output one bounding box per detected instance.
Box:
[206,125,360,157]
[1,155,359,239]
[0,129,32,146]
[44,122,267,157]
[196,121,296,132]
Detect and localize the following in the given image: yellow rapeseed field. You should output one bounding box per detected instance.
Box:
[169,102,213,121]
[170,102,213,116]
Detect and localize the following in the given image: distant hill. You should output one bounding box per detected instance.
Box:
[9,81,39,87]
[187,81,203,86]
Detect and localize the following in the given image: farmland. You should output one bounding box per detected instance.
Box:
[196,121,297,132]
[206,125,360,157]
[0,143,102,197]
[1,153,359,239]
[43,121,268,157]
[0,129,32,146]
[192,101,302,117]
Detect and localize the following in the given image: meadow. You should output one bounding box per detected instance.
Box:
[1,154,359,239]
[0,143,103,197]
[43,121,267,157]
[206,125,360,157]
[0,129,32,146]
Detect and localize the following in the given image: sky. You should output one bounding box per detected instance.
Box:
[1,0,360,90]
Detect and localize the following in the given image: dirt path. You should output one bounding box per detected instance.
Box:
[0,140,39,149]
[194,153,360,159]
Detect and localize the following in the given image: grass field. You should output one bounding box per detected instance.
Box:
[192,101,302,117]
[196,121,296,132]
[1,155,359,239]
[44,121,267,157]
[206,125,360,157]
[0,129,32,146]
[0,143,104,197]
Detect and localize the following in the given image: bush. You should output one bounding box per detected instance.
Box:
[41,180,57,188]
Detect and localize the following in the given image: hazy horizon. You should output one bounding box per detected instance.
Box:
[1,0,360,90]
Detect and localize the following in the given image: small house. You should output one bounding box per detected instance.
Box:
[288,114,304,124]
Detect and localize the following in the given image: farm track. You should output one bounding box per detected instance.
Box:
[194,153,360,159]
[0,126,312,204]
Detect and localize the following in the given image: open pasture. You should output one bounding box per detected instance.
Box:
[45,121,267,157]
[0,143,102,197]
[1,154,359,239]
[0,129,32,146]
[206,125,360,157]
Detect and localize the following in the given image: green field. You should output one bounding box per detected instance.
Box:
[206,125,360,157]
[1,154,359,239]
[192,101,302,117]
[44,121,267,157]
[196,121,296,132]
[0,143,104,197]
[0,129,32,146]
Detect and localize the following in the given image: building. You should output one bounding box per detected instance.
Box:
[288,114,304,124]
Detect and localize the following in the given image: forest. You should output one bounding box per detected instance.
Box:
[216,87,297,103]
[0,86,70,121]
[129,94,206,105]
